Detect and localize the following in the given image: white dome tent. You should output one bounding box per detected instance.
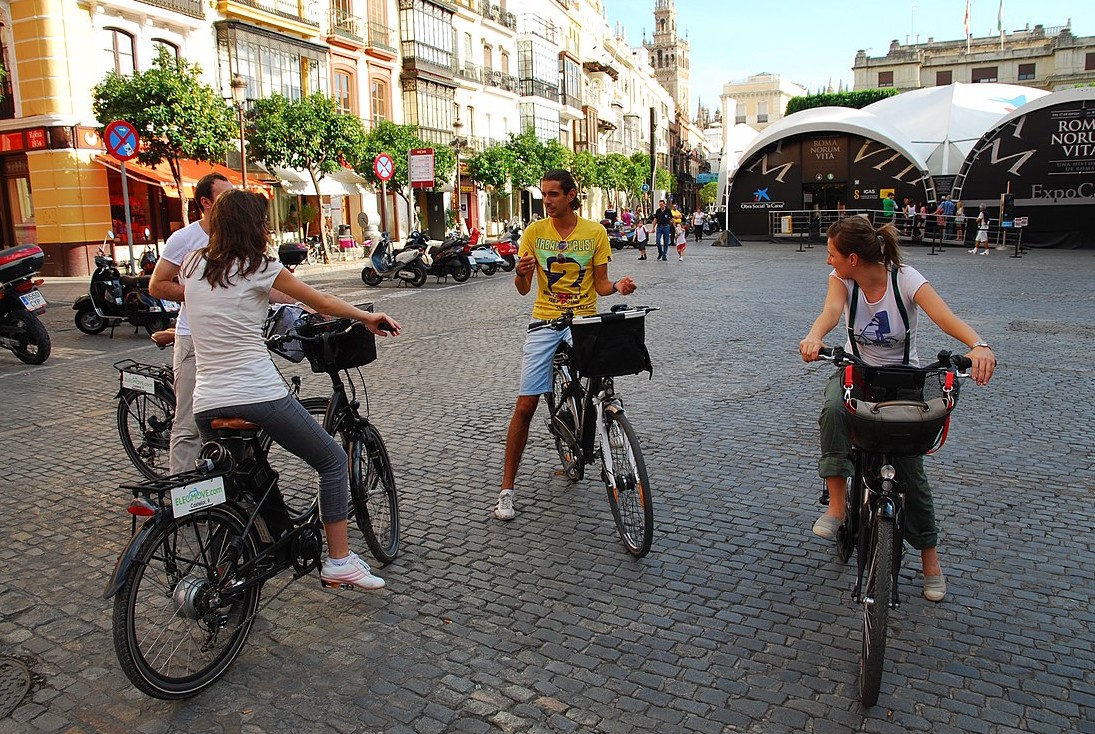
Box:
[864,83,1049,176]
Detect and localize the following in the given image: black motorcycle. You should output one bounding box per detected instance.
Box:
[0,244,51,364]
[407,231,472,283]
[73,237,179,336]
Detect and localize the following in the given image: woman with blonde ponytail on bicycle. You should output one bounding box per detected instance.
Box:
[798,215,996,602]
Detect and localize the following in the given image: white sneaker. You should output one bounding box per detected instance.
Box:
[320,552,385,590]
[979,250,988,255]
[968,248,977,254]
[493,489,516,521]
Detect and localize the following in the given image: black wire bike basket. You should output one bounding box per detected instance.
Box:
[295,307,377,373]
[570,309,653,378]
[842,365,960,456]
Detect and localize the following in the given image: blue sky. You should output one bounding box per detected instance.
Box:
[599,0,1093,115]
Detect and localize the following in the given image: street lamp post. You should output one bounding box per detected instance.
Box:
[452,118,467,234]
[230,74,248,187]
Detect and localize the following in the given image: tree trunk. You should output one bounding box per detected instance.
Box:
[169,155,191,226]
[307,168,330,263]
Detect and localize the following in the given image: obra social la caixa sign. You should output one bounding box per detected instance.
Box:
[170,477,227,518]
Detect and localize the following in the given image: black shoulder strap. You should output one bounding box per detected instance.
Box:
[891,267,911,366]
[848,269,911,365]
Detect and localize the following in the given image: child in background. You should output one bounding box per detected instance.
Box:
[634,217,650,260]
[675,224,687,260]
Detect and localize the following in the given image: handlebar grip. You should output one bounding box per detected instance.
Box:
[376,321,396,333]
[954,355,972,370]
[818,347,835,359]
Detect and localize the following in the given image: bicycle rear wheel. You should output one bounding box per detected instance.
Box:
[349,423,400,565]
[598,408,653,557]
[112,507,260,699]
[860,518,894,707]
[117,390,174,480]
[546,361,581,482]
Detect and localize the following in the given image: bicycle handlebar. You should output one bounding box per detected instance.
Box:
[818,345,972,372]
[528,305,659,333]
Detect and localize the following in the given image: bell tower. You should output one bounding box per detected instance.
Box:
[645,0,690,119]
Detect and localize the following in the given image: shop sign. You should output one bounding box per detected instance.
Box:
[26,129,48,150]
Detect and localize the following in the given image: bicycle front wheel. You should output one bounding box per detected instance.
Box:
[598,408,653,557]
[117,390,174,480]
[860,518,895,707]
[112,507,261,699]
[349,423,400,565]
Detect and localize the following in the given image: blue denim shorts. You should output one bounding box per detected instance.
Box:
[519,326,571,396]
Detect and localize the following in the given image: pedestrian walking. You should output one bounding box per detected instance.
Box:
[676,224,688,260]
[882,192,897,225]
[970,205,990,255]
[634,217,650,260]
[653,199,674,261]
[493,169,636,521]
[692,206,706,242]
[955,201,966,242]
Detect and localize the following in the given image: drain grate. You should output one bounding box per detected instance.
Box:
[0,658,31,719]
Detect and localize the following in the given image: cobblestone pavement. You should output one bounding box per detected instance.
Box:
[1,242,1092,733]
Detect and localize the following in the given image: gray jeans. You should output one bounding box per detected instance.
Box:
[169,335,201,475]
[195,394,349,523]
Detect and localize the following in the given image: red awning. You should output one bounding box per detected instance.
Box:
[96,155,272,198]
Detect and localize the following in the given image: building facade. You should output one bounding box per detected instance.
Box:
[719,73,807,132]
[853,21,1095,92]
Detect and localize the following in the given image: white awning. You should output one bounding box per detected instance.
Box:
[526,185,542,200]
[274,166,369,196]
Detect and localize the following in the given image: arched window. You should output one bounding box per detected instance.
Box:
[370,77,389,126]
[102,28,136,75]
[152,38,179,62]
[333,68,355,114]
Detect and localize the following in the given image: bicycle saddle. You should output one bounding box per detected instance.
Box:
[210,418,261,432]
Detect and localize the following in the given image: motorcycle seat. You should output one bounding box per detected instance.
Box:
[120,274,152,289]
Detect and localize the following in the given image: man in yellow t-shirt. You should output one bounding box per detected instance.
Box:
[493,169,637,521]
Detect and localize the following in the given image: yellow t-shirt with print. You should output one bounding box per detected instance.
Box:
[518,216,612,320]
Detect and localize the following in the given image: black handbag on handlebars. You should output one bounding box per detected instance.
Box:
[570,310,653,378]
[295,304,377,373]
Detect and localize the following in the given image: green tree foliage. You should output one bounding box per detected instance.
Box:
[466,143,513,191]
[699,181,719,206]
[248,92,368,259]
[356,120,456,200]
[596,153,632,209]
[93,47,236,224]
[655,166,674,193]
[785,88,899,115]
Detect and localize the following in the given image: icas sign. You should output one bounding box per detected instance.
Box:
[409,148,435,189]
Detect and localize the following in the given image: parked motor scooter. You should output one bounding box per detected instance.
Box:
[467,242,507,276]
[420,231,472,282]
[73,231,179,336]
[491,220,520,272]
[0,244,51,364]
[360,232,428,287]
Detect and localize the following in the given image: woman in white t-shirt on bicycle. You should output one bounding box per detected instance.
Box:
[180,190,400,592]
[799,215,996,601]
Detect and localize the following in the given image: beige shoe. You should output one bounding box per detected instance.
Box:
[923,574,947,602]
[811,514,842,539]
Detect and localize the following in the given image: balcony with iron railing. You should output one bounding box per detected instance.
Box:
[367,20,395,52]
[136,0,204,18]
[485,68,520,93]
[455,60,484,84]
[519,78,559,101]
[479,1,517,30]
[218,0,319,29]
[328,7,363,42]
[418,125,453,147]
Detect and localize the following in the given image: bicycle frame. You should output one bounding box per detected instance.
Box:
[851,451,905,610]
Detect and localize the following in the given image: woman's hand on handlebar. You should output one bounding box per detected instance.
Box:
[364,311,400,337]
[963,346,996,386]
[799,334,826,363]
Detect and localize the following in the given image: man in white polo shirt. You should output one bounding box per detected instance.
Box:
[149,173,234,474]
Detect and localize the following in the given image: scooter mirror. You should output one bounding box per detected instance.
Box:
[144,227,151,238]
[106,230,115,239]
